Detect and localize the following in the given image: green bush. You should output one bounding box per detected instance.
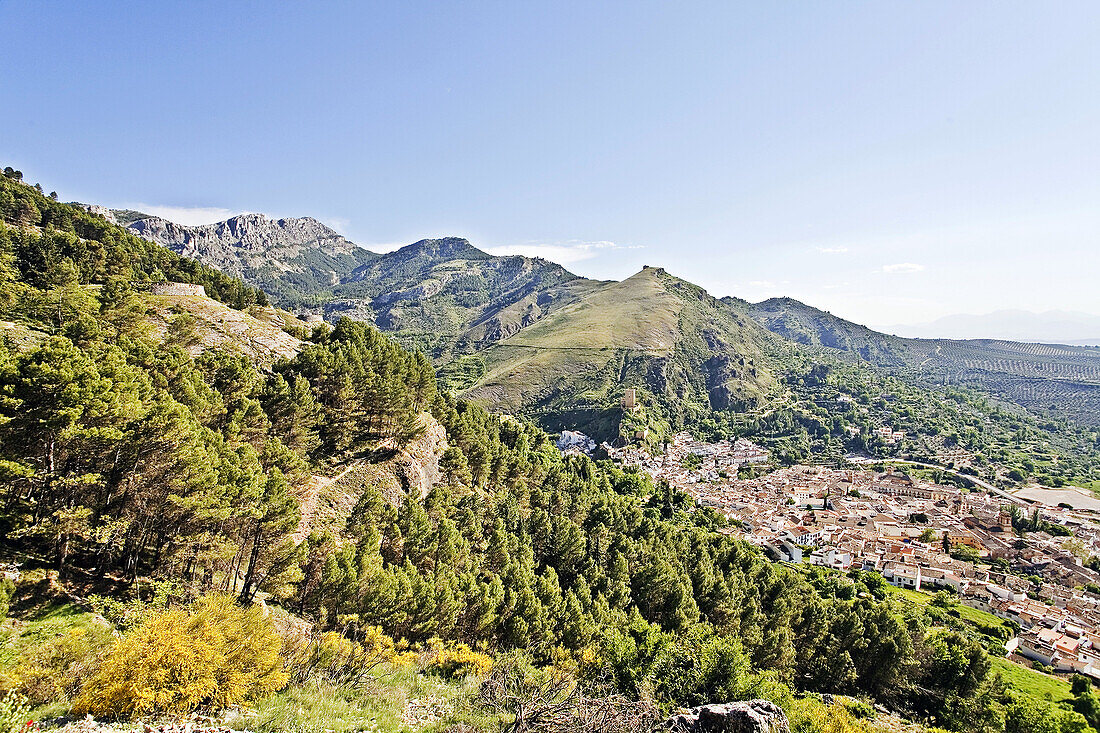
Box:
[0,579,14,619]
[0,622,114,705]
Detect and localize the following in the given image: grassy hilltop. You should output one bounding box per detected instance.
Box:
[465,266,776,442]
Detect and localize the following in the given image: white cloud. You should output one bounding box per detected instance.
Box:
[485,240,640,265]
[882,262,925,274]
[128,203,247,226]
[816,246,849,254]
[363,241,412,253]
[748,280,777,288]
[320,216,351,235]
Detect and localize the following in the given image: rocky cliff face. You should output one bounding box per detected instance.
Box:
[129,213,376,301]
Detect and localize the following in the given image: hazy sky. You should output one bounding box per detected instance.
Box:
[2,1,1097,327]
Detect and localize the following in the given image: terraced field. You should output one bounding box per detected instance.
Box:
[929,340,1100,381]
[905,340,1100,426]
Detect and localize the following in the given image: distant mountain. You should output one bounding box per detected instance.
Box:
[748,297,1100,427]
[324,236,603,357]
[128,213,377,303]
[127,214,602,357]
[72,204,152,227]
[745,297,911,367]
[883,309,1100,346]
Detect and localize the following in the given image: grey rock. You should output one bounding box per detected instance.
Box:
[663,700,790,733]
[128,213,374,286]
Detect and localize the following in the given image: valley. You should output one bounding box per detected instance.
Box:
[121,208,1100,483]
[2,170,1099,733]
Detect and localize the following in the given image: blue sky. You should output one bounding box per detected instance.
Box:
[2,1,1097,327]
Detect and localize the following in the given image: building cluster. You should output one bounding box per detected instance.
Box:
[603,431,769,485]
[605,432,1100,680]
[556,430,597,456]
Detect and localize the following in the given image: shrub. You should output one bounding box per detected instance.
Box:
[423,640,493,680]
[0,578,14,619]
[787,698,876,733]
[0,691,32,733]
[72,595,287,718]
[1,624,114,705]
[841,699,875,719]
[87,579,180,631]
[283,628,393,686]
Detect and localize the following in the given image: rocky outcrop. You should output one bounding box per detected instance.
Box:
[293,412,448,542]
[129,213,375,294]
[663,700,790,733]
[141,290,303,366]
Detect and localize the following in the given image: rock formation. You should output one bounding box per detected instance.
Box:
[663,700,790,733]
[128,213,375,291]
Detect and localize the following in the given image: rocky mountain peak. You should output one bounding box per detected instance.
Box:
[127,212,376,298]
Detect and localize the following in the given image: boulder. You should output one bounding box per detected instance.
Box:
[663,699,790,733]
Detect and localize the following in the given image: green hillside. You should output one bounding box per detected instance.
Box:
[330,237,599,357]
[746,296,912,366]
[464,267,777,441]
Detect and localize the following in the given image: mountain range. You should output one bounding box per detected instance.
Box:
[121,210,1100,436]
[882,310,1100,346]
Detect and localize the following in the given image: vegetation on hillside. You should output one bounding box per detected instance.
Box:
[748,296,1100,430]
[463,267,778,444]
[1,169,1098,733]
[716,345,1100,489]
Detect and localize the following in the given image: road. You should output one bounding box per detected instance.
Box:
[847,455,1026,505]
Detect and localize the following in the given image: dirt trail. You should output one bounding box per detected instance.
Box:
[294,462,359,543]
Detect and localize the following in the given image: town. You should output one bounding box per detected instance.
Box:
[563,430,1100,682]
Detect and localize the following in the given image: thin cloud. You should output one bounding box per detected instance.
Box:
[320,216,351,234]
[363,241,411,253]
[485,240,641,265]
[816,246,849,254]
[882,262,925,274]
[128,203,246,226]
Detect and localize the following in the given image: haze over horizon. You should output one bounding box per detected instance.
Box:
[2,1,1098,327]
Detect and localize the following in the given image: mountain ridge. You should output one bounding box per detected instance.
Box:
[128,212,377,303]
[121,209,1100,432]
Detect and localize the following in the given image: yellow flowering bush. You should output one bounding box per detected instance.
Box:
[0,622,114,705]
[423,639,493,680]
[0,691,32,733]
[72,595,286,718]
[787,698,876,733]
